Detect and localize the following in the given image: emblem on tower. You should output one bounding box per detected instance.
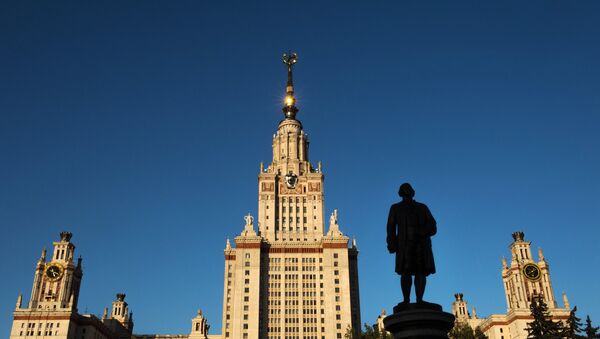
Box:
[284,171,298,189]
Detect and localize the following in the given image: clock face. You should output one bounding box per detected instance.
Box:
[285,172,298,189]
[45,263,64,282]
[522,263,541,282]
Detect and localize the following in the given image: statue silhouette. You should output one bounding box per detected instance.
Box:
[387,183,437,304]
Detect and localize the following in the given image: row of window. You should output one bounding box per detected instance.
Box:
[22,322,60,329]
[20,330,58,336]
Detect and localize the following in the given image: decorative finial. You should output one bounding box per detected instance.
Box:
[16,293,22,309]
[562,292,570,309]
[282,51,299,119]
[538,247,545,261]
[60,231,72,242]
[502,256,507,269]
[102,307,108,320]
[40,247,46,262]
[512,231,525,242]
[225,238,231,250]
[116,293,126,301]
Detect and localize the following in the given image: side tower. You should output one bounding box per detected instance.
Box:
[451,293,482,331]
[477,231,571,338]
[221,53,361,339]
[10,232,134,339]
[101,293,134,338]
[502,231,556,310]
[189,310,210,339]
[11,232,83,338]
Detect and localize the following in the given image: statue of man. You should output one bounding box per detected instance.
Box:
[387,183,437,304]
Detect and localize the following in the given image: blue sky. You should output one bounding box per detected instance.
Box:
[1,1,599,335]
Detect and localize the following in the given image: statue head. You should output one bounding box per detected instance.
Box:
[398,183,415,199]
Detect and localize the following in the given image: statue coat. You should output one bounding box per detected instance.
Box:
[387,200,437,276]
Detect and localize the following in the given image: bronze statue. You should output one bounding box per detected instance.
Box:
[387,183,437,304]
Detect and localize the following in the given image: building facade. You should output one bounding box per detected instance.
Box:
[452,231,571,339]
[220,53,361,339]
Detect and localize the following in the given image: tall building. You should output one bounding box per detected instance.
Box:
[220,52,361,339]
[10,232,134,339]
[452,231,571,339]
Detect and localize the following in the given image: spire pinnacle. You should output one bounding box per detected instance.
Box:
[39,247,46,262]
[282,51,299,119]
[538,247,545,261]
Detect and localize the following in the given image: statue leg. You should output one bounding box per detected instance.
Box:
[400,275,412,303]
[415,275,426,303]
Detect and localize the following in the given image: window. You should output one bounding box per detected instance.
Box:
[245,253,250,259]
[333,253,338,258]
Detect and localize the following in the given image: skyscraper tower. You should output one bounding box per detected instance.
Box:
[220,52,361,339]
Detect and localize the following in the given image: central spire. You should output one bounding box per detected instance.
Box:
[282,51,299,119]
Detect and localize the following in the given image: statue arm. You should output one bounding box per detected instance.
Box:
[423,205,437,236]
[386,206,397,253]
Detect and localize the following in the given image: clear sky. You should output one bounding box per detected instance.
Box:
[1,1,599,335]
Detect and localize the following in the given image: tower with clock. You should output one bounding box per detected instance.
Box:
[454,231,572,339]
[29,231,83,312]
[502,231,557,311]
[10,232,137,339]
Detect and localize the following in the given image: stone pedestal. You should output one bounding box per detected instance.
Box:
[383,302,455,339]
